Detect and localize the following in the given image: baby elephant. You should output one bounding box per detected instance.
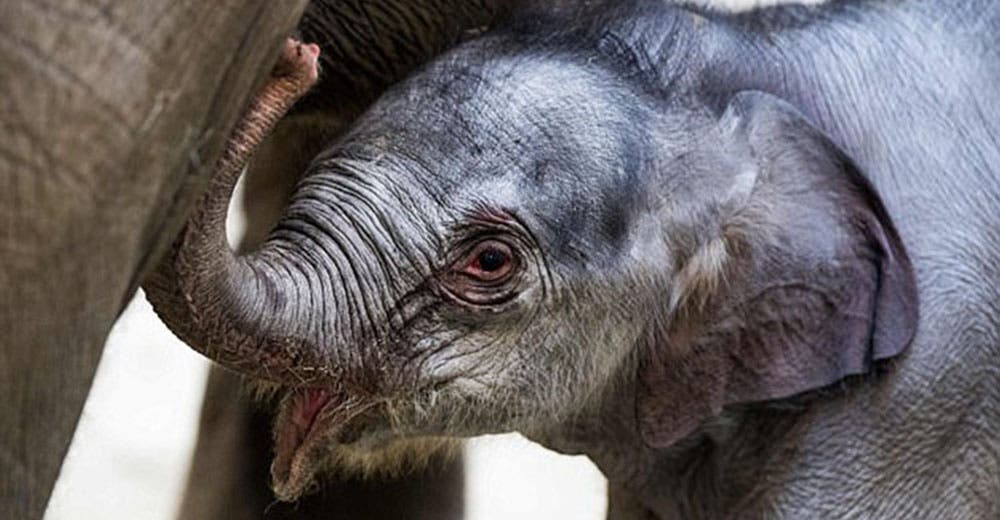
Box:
[145,0,1000,517]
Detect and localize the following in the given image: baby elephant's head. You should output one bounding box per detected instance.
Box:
[147,14,917,500]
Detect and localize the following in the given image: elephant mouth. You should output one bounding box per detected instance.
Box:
[271,387,377,501]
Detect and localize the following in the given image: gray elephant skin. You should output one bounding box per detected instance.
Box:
[143,0,1000,518]
[180,1,511,519]
[0,0,505,518]
[0,2,308,517]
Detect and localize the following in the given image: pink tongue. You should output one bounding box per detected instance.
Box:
[292,388,331,432]
[271,388,373,501]
[271,389,333,501]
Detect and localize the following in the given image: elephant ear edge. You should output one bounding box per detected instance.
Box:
[636,91,919,448]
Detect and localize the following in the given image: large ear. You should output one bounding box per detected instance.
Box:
[637,91,919,448]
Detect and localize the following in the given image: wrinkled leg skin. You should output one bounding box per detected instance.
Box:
[0,2,308,519]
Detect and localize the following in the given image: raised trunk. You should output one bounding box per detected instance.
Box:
[142,1,512,392]
[143,40,340,386]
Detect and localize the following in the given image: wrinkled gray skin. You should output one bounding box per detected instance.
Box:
[0,2,309,518]
[181,1,508,518]
[0,0,505,518]
[145,0,1000,518]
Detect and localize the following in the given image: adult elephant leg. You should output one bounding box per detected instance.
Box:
[606,484,650,520]
[178,369,269,520]
[180,369,463,520]
[0,2,308,518]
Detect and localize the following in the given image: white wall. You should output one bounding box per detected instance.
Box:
[45,295,210,520]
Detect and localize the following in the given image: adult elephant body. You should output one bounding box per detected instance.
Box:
[0,2,308,517]
[144,0,1000,517]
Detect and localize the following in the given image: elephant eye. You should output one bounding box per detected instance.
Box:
[439,236,525,306]
[460,240,515,282]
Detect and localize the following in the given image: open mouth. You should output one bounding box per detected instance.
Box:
[270,387,375,501]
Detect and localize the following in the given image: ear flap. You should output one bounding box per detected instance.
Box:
[637,91,918,448]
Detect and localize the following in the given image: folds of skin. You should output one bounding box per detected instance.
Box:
[0,2,307,518]
[177,2,512,516]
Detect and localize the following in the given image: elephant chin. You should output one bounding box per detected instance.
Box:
[269,387,461,501]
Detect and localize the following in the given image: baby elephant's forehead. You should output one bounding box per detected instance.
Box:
[343,46,648,260]
[416,50,617,127]
[355,50,637,177]
[474,56,604,104]
[434,58,647,263]
[453,59,634,156]
[427,59,643,173]
[506,64,634,138]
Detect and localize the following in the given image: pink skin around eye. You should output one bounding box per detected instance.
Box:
[461,241,513,281]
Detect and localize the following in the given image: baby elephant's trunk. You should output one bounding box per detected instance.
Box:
[143,39,331,385]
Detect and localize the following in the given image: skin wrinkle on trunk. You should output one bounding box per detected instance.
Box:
[270,160,439,361]
[143,40,339,387]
